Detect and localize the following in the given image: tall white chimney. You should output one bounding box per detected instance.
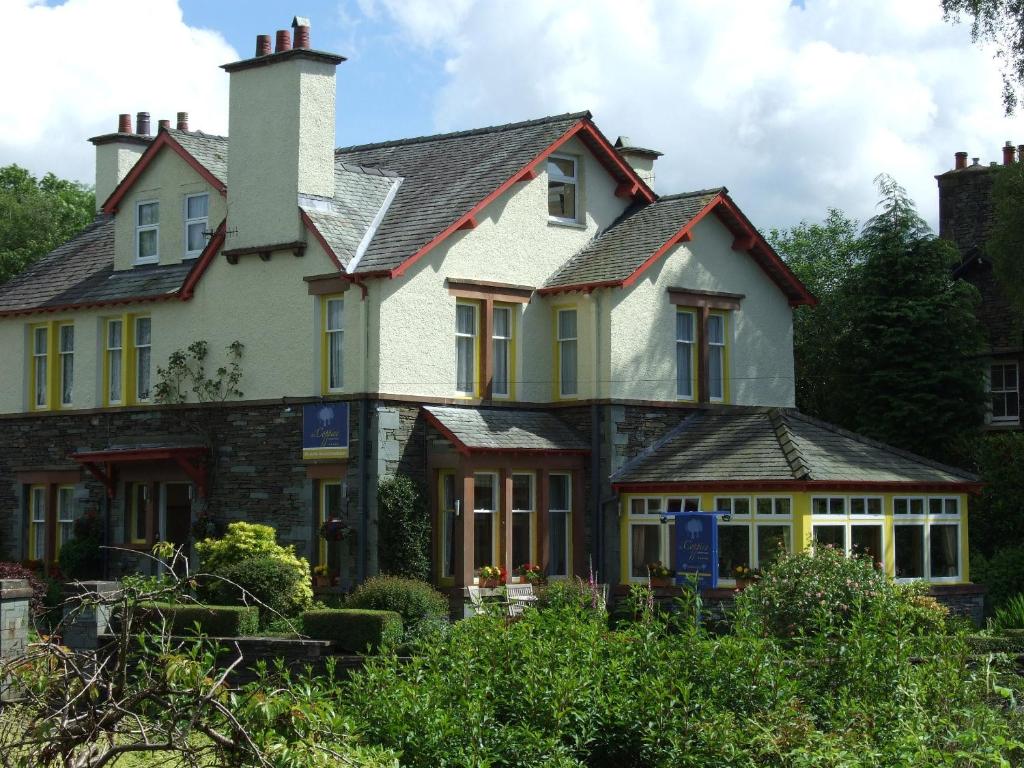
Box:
[88,113,150,213]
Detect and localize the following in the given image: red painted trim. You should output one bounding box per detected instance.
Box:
[388,118,655,280]
[612,480,982,493]
[0,292,178,319]
[71,447,207,464]
[457,216,478,231]
[459,447,589,455]
[516,167,539,182]
[101,132,227,214]
[421,410,471,455]
[732,233,756,251]
[179,220,226,300]
[537,278,623,297]
[300,209,345,271]
[80,461,117,499]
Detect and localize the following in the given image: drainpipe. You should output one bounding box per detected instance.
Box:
[357,281,372,584]
[591,292,603,575]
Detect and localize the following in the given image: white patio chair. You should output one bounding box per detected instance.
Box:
[504,583,537,618]
[466,585,488,616]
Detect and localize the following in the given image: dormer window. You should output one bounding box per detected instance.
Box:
[135,201,159,264]
[547,155,578,223]
[184,194,209,258]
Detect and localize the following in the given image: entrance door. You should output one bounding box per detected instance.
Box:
[159,483,193,572]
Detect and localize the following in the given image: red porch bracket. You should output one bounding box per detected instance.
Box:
[615,181,640,198]
[515,166,539,182]
[81,461,117,499]
[732,233,756,251]
[457,216,479,231]
[171,454,209,498]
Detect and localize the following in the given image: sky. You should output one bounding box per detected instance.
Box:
[5,0,1024,233]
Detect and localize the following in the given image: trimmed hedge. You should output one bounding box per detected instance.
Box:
[134,602,259,637]
[345,576,449,627]
[964,634,1024,654]
[302,609,402,653]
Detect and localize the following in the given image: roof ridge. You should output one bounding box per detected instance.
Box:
[656,187,727,202]
[783,409,978,481]
[168,128,229,141]
[609,411,705,482]
[335,110,591,154]
[768,408,812,480]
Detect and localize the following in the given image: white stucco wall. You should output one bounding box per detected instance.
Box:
[94,142,146,213]
[112,149,226,271]
[371,136,627,401]
[226,57,336,251]
[608,215,796,406]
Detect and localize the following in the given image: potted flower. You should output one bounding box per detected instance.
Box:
[319,518,354,542]
[313,564,331,588]
[732,564,760,589]
[516,563,545,585]
[647,561,674,588]
[478,565,503,589]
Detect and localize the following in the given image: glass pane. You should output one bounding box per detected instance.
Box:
[756,498,772,516]
[329,331,344,389]
[867,498,882,515]
[1008,365,1019,389]
[558,310,577,339]
[716,498,731,514]
[707,314,724,345]
[493,338,509,396]
[136,317,151,346]
[560,339,577,395]
[909,498,924,515]
[474,512,493,570]
[631,524,662,578]
[442,474,455,511]
[133,485,147,542]
[944,498,958,515]
[548,157,575,179]
[828,498,845,515]
[443,509,455,577]
[493,307,510,338]
[992,365,1005,390]
[137,346,151,400]
[108,321,122,349]
[512,474,532,510]
[32,489,46,521]
[895,525,925,578]
[109,349,122,402]
[549,510,568,576]
[1009,394,1020,417]
[676,311,693,342]
[647,498,663,513]
[34,357,46,407]
[718,525,751,579]
[187,194,208,219]
[512,511,531,568]
[851,525,883,566]
[666,498,683,514]
[550,475,569,511]
[929,498,943,516]
[850,498,865,515]
[138,202,159,225]
[456,304,475,335]
[775,498,791,516]
[327,299,344,331]
[62,351,74,405]
[812,498,828,515]
[187,222,206,252]
[894,498,908,515]
[456,336,474,393]
[734,498,750,516]
[813,525,845,550]
[930,524,959,578]
[683,498,699,513]
[324,483,343,518]
[473,474,495,511]
[709,345,724,399]
[59,325,74,353]
[34,327,47,354]
[676,339,692,398]
[756,525,790,567]
[138,228,157,259]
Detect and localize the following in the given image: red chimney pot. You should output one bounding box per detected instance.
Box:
[275,29,291,53]
[158,119,170,131]
[176,111,189,131]
[118,113,132,134]
[954,151,967,170]
[256,34,271,56]
[136,112,150,136]
[1003,141,1015,166]
[294,25,310,49]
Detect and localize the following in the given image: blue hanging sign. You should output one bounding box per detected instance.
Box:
[674,512,718,591]
[302,403,349,460]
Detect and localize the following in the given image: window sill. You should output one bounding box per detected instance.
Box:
[134,258,159,267]
[547,218,586,230]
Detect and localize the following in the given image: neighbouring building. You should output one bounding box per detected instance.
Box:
[937,143,1024,429]
[0,17,982,618]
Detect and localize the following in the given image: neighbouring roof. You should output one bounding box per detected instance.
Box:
[611,408,978,486]
[423,406,588,452]
[169,129,228,183]
[335,112,592,274]
[544,190,721,288]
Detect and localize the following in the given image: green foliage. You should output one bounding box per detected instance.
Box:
[196,522,312,613]
[735,545,948,638]
[0,164,94,285]
[971,546,1024,612]
[376,475,430,580]
[971,433,1024,556]
[943,0,1024,113]
[344,575,448,628]
[0,562,47,616]
[339,606,1022,767]
[302,609,403,652]
[134,602,260,636]
[57,537,102,580]
[986,162,1024,315]
[992,592,1024,631]
[210,555,308,628]
[153,339,244,404]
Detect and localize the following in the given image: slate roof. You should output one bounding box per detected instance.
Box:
[423,406,588,452]
[169,130,228,183]
[300,163,400,268]
[544,190,721,288]
[336,112,589,274]
[611,408,978,485]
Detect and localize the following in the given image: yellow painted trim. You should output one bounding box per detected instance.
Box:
[27,484,45,561]
[552,304,578,401]
[321,295,345,394]
[129,482,147,545]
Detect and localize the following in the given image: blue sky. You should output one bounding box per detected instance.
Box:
[8,0,1024,231]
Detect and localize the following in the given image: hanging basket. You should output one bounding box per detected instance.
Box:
[319,518,354,542]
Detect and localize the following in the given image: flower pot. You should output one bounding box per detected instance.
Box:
[480,578,500,589]
[313,575,330,588]
[650,576,673,588]
[734,577,752,590]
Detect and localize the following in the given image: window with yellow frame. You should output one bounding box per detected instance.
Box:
[103,314,152,407]
[492,303,516,399]
[321,296,344,394]
[28,320,74,411]
[554,306,578,399]
[708,311,728,402]
[28,485,46,561]
[438,470,456,583]
[455,300,480,396]
[128,482,149,545]
[56,486,75,560]
[319,480,344,566]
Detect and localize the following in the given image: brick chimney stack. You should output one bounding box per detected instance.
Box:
[1003,141,1015,165]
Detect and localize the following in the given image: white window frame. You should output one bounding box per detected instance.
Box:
[455,301,478,396]
[32,325,48,409]
[510,472,535,575]
[717,495,792,583]
[892,496,963,583]
[492,305,512,398]
[59,324,74,407]
[557,308,578,398]
[106,319,123,405]
[628,496,668,581]
[135,316,152,403]
[135,200,159,265]
[989,362,1020,424]
[29,486,46,562]
[547,153,579,223]
[56,486,75,559]
[548,473,572,579]
[810,495,885,565]
[708,312,726,402]
[676,308,696,401]
[183,193,209,258]
[325,297,344,392]
[472,472,498,578]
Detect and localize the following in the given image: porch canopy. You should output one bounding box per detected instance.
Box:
[423,406,589,587]
[70,442,209,498]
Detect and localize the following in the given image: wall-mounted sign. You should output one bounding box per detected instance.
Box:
[674,512,718,591]
[302,403,349,460]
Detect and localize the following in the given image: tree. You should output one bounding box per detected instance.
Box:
[840,175,986,463]
[943,0,1024,114]
[377,475,430,581]
[984,160,1024,313]
[768,209,865,423]
[0,164,94,285]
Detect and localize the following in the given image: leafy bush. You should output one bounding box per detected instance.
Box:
[58,536,102,580]
[345,576,448,628]
[209,556,309,628]
[535,577,608,614]
[971,546,1024,613]
[964,632,1024,654]
[195,522,312,612]
[992,593,1024,632]
[302,609,402,652]
[377,475,430,580]
[134,602,259,637]
[0,561,47,615]
[734,545,947,638]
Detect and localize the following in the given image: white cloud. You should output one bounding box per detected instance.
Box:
[0,0,235,187]
[363,0,1024,231]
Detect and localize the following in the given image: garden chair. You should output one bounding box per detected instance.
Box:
[466,585,488,616]
[504,583,537,618]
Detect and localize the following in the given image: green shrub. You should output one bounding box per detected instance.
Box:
[992,593,1024,632]
[302,609,402,652]
[210,556,309,627]
[345,575,448,628]
[965,633,1024,654]
[734,545,947,638]
[971,546,1024,613]
[195,522,312,612]
[134,602,259,637]
[58,536,102,580]
[377,475,430,580]
[536,577,608,615]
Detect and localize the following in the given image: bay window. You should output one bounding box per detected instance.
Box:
[548,474,571,578]
[473,473,497,571]
[511,473,534,569]
[894,496,962,580]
